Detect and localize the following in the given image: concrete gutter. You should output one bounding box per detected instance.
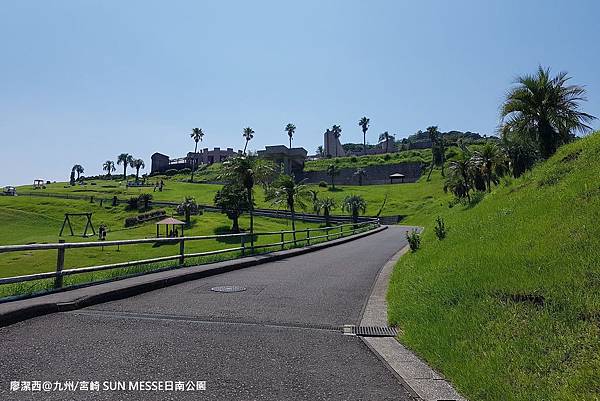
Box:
[0,226,387,328]
[359,242,467,401]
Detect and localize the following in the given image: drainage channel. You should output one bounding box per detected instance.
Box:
[342,325,398,337]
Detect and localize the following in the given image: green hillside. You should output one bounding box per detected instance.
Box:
[388,133,600,400]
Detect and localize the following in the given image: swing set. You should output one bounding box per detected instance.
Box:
[59,213,96,237]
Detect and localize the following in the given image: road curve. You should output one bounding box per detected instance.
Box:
[0,226,415,400]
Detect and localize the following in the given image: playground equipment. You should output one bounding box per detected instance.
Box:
[59,213,96,237]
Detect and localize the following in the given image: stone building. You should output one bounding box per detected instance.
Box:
[324,130,345,157]
[257,145,308,177]
[150,147,241,174]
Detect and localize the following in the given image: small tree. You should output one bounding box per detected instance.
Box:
[326,164,340,189]
[316,198,336,227]
[214,183,251,233]
[342,195,367,224]
[138,193,153,211]
[178,196,198,226]
[434,216,447,240]
[308,189,319,214]
[406,229,421,252]
[265,174,310,243]
[242,127,254,155]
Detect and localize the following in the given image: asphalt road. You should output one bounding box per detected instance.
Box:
[0,226,415,400]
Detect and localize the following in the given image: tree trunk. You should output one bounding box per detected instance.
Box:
[191,141,198,182]
[331,176,335,190]
[289,137,292,148]
[243,140,248,155]
[232,215,240,233]
[427,161,434,181]
[324,209,330,227]
[185,209,191,226]
[247,187,254,236]
[123,166,127,181]
[136,168,140,182]
[363,132,366,156]
[290,205,296,244]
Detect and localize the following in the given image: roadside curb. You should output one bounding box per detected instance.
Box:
[0,226,387,328]
[359,229,467,401]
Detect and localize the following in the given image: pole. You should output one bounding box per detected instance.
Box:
[280,231,285,250]
[241,235,246,256]
[179,238,185,265]
[306,229,310,246]
[55,240,65,289]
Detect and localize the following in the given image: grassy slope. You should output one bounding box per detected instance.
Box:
[16,171,452,219]
[388,133,600,401]
[303,148,432,171]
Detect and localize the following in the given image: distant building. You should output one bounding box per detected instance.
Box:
[257,145,308,177]
[150,147,241,174]
[324,130,345,157]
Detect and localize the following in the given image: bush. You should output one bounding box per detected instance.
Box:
[434,216,446,240]
[124,217,138,227]
[318,181,328,188]
[125,197,139,210]
[164,169,178,176]
[350,156,358,163]
[180,168,191,175]
[406,229,421,252]
[384,153,392,160]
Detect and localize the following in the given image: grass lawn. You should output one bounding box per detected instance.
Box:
[387,133,600,401]
[0,196,322,281]
[303,148,432,171]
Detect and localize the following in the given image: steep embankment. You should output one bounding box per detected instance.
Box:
[388,133,600,401]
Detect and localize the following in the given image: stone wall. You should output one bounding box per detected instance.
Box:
[298,162,423,185]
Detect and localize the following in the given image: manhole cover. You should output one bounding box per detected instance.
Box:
[210,286,247,293]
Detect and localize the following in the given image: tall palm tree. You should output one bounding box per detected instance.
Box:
[242,127,254,155]
[342,195,367,224]
[221,156,273,240]
[379,131,391,153]
[102,160,115,177]
[72,164,84,180]
[117,153,133,180]
[285,123,296,148]
[190,128,205,182]
[445,152,474,202]
[132,159,145,182]
[331,125,342,157]
[316,197,336,226]
[426,126,441,180]
[265,174,310,244]
[500,66,596,159]
[326,164,340,189]
[358,117,370,155]
[472,143,506,192]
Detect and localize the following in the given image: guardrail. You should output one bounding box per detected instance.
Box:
[0,221,379,291]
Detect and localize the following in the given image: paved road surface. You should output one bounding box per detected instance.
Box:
[0,226,414,400]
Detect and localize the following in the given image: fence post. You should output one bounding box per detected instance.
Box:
[280,231,285,250]
[54,239,65,289]
[340,225,344,238]
[326,227,330,241]
[179,238,185,265]
[241,235,246,256]
[306,229,310,246]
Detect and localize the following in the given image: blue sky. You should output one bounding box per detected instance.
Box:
[1,0,599,186]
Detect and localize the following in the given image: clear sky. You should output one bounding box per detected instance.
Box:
[1,0,599,186]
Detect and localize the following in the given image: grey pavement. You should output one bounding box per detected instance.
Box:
[0,226,416,400]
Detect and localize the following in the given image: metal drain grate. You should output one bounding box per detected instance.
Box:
[342,325,398,337]
[210,286,247,293]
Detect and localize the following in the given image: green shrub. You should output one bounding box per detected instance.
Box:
[180,168,191,175]
[434,216,446,240]
[318,181,328,188]
[124,217,138,227]
[406,229,421,252]
[125,197,139,210]
[164,169,178,176]
[350,156,358,162]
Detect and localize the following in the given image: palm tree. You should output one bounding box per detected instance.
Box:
[190,128,205,182]
[102,160,115,178]
[179,196,197,226]
[353,168,367,186]
[342,195,367,225]
[214,183,250,233]
[379,131,391,153]
[132,159,145,182]
[500,66,596,159]
[331,125,342,157]
[445,152,474,202]
[472,143,506,192]
[316,145,324,157]
[426,126,441,180]
[221,156,273,239]
[326,164,340,189]
[316,197,336,226]
[265,174,310,244]
[308,189,319,214]
[117,153,134,180]
[242,127,254,155]
[72,164,84,180]
[358,117,370,155]
[285,123,296,148]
